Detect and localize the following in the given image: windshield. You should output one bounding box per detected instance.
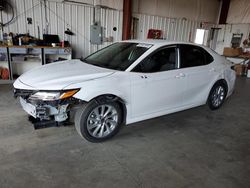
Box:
[82,42,152,71]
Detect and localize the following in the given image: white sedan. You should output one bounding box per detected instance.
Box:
[13,40,236,142]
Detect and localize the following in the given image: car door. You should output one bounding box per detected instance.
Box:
[179,44,216,106]
[130,46,186,118]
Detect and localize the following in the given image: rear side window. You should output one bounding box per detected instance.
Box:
[179,45,213,68]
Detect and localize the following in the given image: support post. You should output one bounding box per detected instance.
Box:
[122,0,132,40]
[219,0,231,24]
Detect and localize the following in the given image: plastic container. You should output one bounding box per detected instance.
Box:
[18,38,22,46]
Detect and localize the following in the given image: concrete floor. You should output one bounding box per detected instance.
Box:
[0,78,249,188]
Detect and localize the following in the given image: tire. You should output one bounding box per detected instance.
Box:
[207,81,227,110]
[74,99,122,142]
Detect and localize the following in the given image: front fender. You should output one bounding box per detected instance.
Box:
[74,87,128,103]
[64,75,130,103]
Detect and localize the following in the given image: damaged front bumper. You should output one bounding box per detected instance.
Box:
[20,97,69,122]
[14,88,82,129]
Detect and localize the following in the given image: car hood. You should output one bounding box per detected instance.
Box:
[15,59,115,90]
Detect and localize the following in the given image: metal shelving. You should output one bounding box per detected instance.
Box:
[0,46,72,84]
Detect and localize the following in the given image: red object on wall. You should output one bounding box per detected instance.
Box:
[1,68,9,80]
[147,29,162,39]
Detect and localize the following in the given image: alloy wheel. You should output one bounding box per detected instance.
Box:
[211,86,225,107]
[86,104,118,138]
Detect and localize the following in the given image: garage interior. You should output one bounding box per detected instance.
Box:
[0,0,250,187]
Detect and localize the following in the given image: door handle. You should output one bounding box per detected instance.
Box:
[140,75,148,79]
[175,73,185,78]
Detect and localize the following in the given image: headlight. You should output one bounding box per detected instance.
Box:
[29,89,79,101]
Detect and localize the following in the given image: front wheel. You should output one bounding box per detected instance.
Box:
[74,100,122,142]
[207,82,227,110]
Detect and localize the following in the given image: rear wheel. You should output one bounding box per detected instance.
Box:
[75,99,122,142]
[207,82,227,110]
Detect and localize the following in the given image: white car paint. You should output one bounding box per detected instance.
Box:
[130,68,186,117]
[16,59,115,90]
[14,40,236,125]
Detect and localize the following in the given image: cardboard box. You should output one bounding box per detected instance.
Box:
[234,64,244,76]
[223,47,243,57]
[234,64,249,76]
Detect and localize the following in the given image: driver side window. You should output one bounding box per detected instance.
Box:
[132,47,177,73]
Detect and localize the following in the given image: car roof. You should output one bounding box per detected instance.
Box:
[120,39,218,59]
[121,39,203,48]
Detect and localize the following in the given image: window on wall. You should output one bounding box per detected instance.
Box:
[195,29,206,44]
[194,29,210,46]
[132,47,177,73]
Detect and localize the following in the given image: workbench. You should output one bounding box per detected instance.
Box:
[0,46,72,84]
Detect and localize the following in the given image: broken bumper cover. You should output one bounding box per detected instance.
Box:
[20,97,37,118]
[14,88,81,121]
[20,97,69,122]
[14,88,82,129]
